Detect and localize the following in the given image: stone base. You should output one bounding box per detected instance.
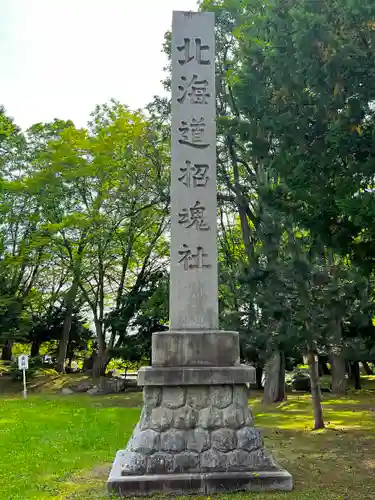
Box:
[108,384,292,496]
[108,470,293,496]
[138,364,255,386]
[152,330,240,367]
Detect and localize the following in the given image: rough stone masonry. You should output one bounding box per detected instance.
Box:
[107,11,292,496]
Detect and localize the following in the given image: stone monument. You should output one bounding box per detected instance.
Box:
[107,11,292,496]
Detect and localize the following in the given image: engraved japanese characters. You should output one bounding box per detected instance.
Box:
[170,20,217,330]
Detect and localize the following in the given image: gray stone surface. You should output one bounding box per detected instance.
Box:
[233,385,249,406]
[75,381,92,392]
[149,407,173,432]
[99,377,126,394]
[152,330,240,367]
[108,383,292,493]
[125,425,140,450]
[147,453,174,474]
[61,387,74,395]
[107,9,292,495]
[204,470,293,494]
[186,386,209,408]
[223,405,245,429]
[227,449,276,471]
[199,406,223,429]
[109,383,290,487]
[162,387,185,409]
[139,407,152,431]
[169,12,218,331]
[160,430,186,452]
[174,406,198,429]
[211,428,237,452]
[200,449,228,471]
[128,429,159,455]
[209,385,232,408]
[87,386,100,395]
[143,387,161,408]
[245,407,254,427]
[227,449,254,470]
[108,470,293,496]
[137,365,255,386]
[237,427,262,451]
[119,451,146,476]
[173,452,199,473]
[186,429,210,452]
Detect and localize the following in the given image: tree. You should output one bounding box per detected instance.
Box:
[216,0,375,274]
[28,305,93,362]
[2,119,88,371]
[0,108,47,358]
[110,274,169,368]
[30,102,170,376]
[16,101,169,374]
[197,0,375,426]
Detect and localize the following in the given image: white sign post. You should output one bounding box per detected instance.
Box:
[18,354,29,399]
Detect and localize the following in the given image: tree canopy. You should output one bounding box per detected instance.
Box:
[1,0,375,428]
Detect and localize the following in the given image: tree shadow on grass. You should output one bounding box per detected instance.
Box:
[59,429,375,500]
[4,390,374,499]
[56,392,375,500]
[88,392,143,408]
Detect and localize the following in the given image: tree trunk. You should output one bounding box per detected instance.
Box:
[263,350,286,404]
[350,361,361,390]
[91,318,109,378]
[362,361,373,375]
[307,347,325,430]
[318,359,324,377]
[255,366,263,390]
[331,351,347,394]
[83,353,95,372]
[318,356,331,376]
[330,318,347,394]
[1,341,13,361]
[55,277,79,373]
[30,340,41,358]
[279,351,286,400]
[92,350,110,378]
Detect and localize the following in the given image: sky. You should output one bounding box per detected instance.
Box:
[1,0,198,130]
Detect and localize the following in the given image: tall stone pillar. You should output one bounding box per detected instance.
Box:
[107,11,292,496]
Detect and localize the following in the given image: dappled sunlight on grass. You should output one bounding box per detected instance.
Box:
[0,395,140,499]
[90,392,143,408]
[322,398,362,404]
[0,388,375,499]
[247,389,375,499]
[363,459,375,471]
[250,390,375,432]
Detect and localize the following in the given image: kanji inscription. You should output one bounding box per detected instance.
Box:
[178,244,212,270]
[177,38,210,65]
[178,161,209,188]
[170,11,218,329]
[178,117,209,149]
[178,201,210,231]
[177,75,210,104]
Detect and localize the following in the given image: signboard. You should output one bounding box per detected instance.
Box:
[18,354,29,370]
[18,355,29,399]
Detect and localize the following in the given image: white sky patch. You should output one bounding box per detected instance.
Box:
[1,0,198,129]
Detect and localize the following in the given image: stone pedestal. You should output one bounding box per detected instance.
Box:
[107,11,292,496]
[107,334,292,496]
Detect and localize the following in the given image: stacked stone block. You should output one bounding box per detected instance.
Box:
[116,385,277,476]
[108,11,292,495]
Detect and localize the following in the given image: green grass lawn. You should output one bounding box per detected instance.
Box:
[1,386,375,499]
